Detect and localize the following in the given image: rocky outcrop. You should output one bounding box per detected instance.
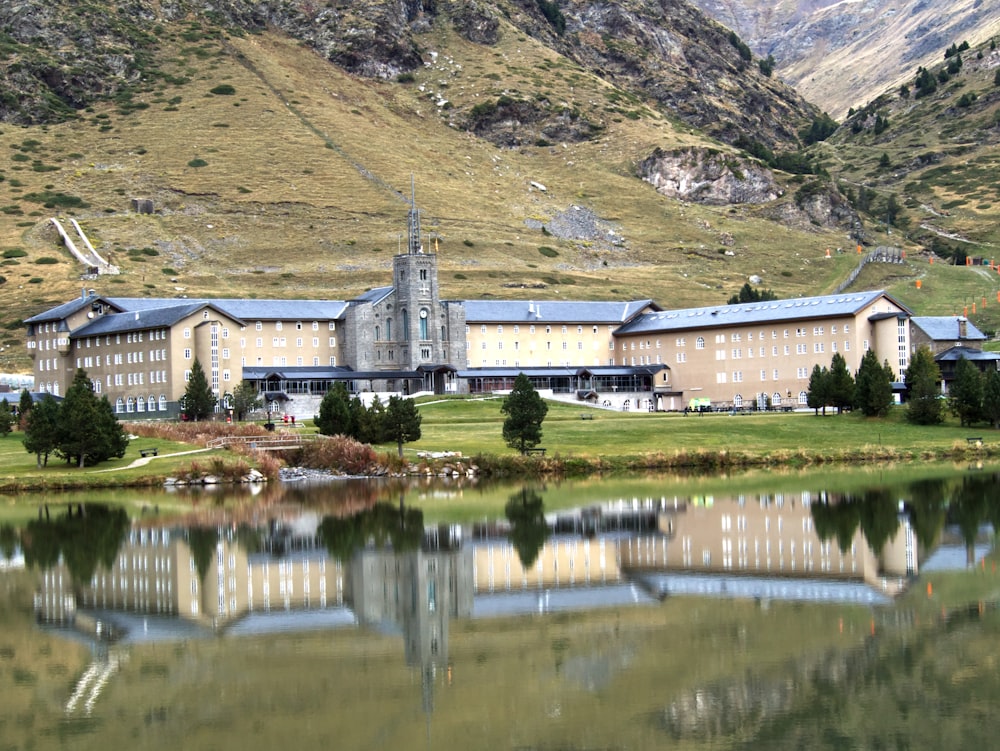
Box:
[638,147,780,205]
[766,179,859,231]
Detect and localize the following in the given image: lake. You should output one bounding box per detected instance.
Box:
[1,464,998,750]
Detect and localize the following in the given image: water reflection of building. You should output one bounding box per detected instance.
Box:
[619,493,916,600]
[34,493,918,646]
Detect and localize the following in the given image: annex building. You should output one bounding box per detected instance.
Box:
[27,194,977,419]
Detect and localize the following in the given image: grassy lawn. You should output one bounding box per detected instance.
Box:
[402,396,997,461]
[0,432,224,495]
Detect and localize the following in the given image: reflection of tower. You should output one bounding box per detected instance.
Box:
[347,547,473,671]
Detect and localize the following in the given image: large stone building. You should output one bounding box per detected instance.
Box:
[32,192,980,417]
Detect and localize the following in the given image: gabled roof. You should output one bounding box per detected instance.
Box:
[107,297,349,321]
[71,302,241,338]
[911,316,987,342]
[25,294,123,325]
[462,299,659,324]
[349,286,394,306]
[615,290,908,336]
[934,346,1000,363]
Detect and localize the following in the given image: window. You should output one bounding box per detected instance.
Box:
[184,348,191,359]
[183,327,191,338]
[256,321,263,331]
[295,321,302,331]
[276,322,283,331]
[696,337,705,349]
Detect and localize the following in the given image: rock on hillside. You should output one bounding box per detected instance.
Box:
[638,147,780,205]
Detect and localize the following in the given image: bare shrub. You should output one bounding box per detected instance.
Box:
[297,436,378,475]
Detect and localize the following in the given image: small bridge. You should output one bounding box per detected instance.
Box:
[206,434,323,451]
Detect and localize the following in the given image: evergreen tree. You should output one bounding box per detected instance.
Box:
[56,369,128,467]
[982,370,1000,429]
[904,346,943,425]
[0,401,12,437]
[229,380,262,421]
[22,394,60,467]
[854,350,894,417]
[316,382,353,436]
[947,356,983,427]
[383,395,422,458]
[807,364,830,415]
[828,353,855,414]
[501,373,548,454]
[505,488,550,569]
[355,394,386,445]
[17,389,33,430]
[180,358,217,421]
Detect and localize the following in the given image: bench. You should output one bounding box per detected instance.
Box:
[967,437,983,447]
[524,447,547,457]
[580,413,594,420]
[140,448,158,458]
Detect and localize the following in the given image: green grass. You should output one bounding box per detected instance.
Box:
[0,433,223,497]
[400,396,996,461]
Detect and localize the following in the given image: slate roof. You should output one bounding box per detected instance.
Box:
[461,299,659,324]
[349,286,393,305]
[108,297,349,321]
[70,302,229,338]
[24,295,121,325]
[615,290,906,335]
[911,316,987,342]
[459,365,668,378]
[934,346,1000,363]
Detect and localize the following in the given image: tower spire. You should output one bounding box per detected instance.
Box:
[407,175,422,255]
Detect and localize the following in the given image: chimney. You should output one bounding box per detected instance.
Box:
[958,316,967,339]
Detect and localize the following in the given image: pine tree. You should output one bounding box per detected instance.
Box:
[355,395,386,445]
[229,380,262,421]
[17,389,33,430]
[180,358,217,421]
[22,394,60,467]
[904,346,943,425]
[501,373,548,454]
[854,350,894,417]
[383,395,422,458]
[316,382,353,436]
[982,370,1000,429]
[947,356,983,427]
[828,353,855,414]
[56,369,129,467]
[807,364,830,415]
[0,401,12,437]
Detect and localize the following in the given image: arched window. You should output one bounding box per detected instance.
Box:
[386,318,392,340]
[148,395,156,412]
[126,397,135,413]
[419,308,429,340]
[772,392,782,406]
[798,390,808,405]
[402,309,409,340]
[695,337,705,349]
[733,394,743,408]
[136,396,145,412]
[115,397,124,413]
[374,325,380,342]
[159,395,167,412]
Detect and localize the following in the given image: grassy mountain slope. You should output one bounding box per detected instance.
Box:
[0,5,998,376]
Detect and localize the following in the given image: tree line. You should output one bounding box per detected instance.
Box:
[806,345,1000,427]
[315,382,422,457]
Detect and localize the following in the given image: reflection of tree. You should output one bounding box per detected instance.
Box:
[949,475,993,566]
[857,488,900,557]
[810,494,861,554]
[187,526,219,583]
[21,504,129,583]
[905,478,949,551]
[505,488,550,569]
[0,524,18,561]
[319,501,425,562]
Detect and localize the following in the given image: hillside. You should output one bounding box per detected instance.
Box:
[688,0,1000,119]
[0,1,998,376]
